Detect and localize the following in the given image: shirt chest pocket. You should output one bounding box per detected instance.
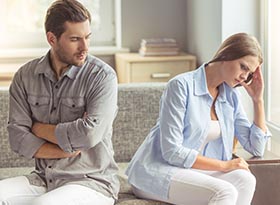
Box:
[60,97,85,122]
[28,95,50,122]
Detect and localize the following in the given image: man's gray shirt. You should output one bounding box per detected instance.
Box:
[7,52,119,199]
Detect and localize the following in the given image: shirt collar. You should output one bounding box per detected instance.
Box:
[193,63,227,103]
[35,51,52,76]
[34,50,83,81]
[64,65,81,80]
[217,83,227,103]
[193,63,209,96]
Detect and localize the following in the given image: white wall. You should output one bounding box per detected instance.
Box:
[186,0,222,65]
[120,0,187,52]
[221,0,260,40]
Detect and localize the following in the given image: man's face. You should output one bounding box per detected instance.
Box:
[53,20,91,67]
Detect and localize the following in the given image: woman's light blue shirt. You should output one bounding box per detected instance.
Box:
[125,64,270,199]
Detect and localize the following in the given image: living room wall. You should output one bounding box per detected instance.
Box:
[185,0,260,65]
[120,0,187,53]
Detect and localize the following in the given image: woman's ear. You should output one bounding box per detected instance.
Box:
[46,32,57,46]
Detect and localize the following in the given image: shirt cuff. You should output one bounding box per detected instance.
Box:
[183,149,199,168]
[19,133,46,159]
[55,122,74,153]
[252,123,272,139]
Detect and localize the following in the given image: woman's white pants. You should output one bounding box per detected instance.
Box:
[133,168,256,205]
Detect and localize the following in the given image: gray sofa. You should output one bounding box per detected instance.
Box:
[0,83,170,205]
[1,83,279,205]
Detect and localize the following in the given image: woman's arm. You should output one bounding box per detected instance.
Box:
[192,155,249,172]
[236,66,270,156]
[241,66,266,132]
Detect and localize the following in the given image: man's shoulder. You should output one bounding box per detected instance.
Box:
[85,55,116,76]
[80,55,117,85]
[17,56,45,76]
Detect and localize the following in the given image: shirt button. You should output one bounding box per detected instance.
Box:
[72,104,75,108]
[49,179,52,183]
[55,85,59,89]
[35,102,39,106]
[48,166,52,169]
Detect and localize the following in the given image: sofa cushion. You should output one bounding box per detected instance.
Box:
[118,162,133,194]
[0,167,34,180]
[116,199,171,205]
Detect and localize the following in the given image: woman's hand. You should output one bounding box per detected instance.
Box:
[222,157,250,172]
[192,155,250,172]
[241,66,264,103]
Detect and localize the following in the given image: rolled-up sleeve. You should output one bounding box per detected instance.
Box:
[7,72,46,159]
[234,92,271,156]
[159,79,198,168]
[55,72,118,152]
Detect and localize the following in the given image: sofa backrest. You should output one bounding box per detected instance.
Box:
[0,83,166,167]
[113,83,166,162]
[0,88,35,168]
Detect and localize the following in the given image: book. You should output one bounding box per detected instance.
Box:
[140,46,180,53]
[141,38,177,45]
[139,38,180,56]
[139,49,179,57]
[140,42,179,48]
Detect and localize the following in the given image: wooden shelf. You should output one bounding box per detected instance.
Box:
[115,52,196,83]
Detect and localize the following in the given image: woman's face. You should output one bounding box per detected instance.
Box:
[222,55,260,87]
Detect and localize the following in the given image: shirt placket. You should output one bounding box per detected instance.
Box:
[45,81,60,190]
[50,82,60,125]
[215,100,229,160]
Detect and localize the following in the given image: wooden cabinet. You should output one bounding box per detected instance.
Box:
[115,53,196,83]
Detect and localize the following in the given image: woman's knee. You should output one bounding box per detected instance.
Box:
[233,169,256,190]
[212,182,238,203]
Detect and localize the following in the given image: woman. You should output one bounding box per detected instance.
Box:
[126,33,271,205]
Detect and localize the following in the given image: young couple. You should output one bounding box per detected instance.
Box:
[0,0,270,204]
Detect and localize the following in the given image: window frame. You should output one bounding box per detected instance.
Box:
[0,0,116,49]
[261,0,280,143]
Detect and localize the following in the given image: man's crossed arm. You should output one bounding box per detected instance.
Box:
[32,122,80,159]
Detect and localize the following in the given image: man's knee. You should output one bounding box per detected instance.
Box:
[31,196,54,205]
[0,181,8,202]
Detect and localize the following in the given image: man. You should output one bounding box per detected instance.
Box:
[0,0,119,204]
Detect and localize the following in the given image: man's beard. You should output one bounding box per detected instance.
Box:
[56,46,86,67]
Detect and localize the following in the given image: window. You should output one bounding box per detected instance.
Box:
[262,0,280,141]
[0,0,115,49]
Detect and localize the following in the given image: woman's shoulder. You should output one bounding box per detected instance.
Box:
[167,65,203,92]
[169,69,196,85]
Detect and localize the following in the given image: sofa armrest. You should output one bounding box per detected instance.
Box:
[234,148,280,164]
[234,148,280,205]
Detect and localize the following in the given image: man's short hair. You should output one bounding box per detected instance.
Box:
[45,0,91,39]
